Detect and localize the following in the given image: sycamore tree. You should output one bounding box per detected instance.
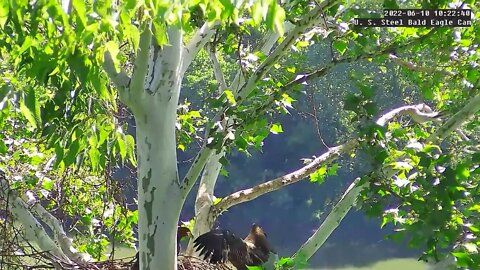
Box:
[0,0,479,269]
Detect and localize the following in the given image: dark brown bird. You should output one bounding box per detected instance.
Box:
[194,224,274,270]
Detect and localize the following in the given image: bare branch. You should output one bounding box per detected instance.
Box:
[180,146,215,197]
[388,54,455,75]
[206,43,227,92]
[23,191,90,264]
[0,177,72,264]
[213,140,358,216]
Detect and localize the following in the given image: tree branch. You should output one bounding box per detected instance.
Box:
[388,54,455,76]
[0,176,72,264]
[292,177,366,261]
[427,91,480,144]
[103,51,131,103]
[181,21,219,75]
[206,43,227,92]
[23,191,90,264]
[180,146,215,197]
[213,140,358,216]
[213,103,440,217]
[235,3,331,102]
[130,23,152,97]
[289,93,480,263]
[229,21,295,93]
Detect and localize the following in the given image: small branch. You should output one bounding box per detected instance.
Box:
[206,43,227,92]
[388,54,455,76]
[236,3,330,101]
[181,21,219,75]
[23,192,90,264]
[180,146,215,197]
[292,177,366,262]
[229,21,295,94]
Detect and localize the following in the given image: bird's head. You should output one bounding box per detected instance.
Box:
[248,223,276,254]
[250,223,267,237]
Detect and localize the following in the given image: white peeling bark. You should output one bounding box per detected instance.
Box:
[23,192,90,263]
[0,178,71,263]
[133,25,185,270]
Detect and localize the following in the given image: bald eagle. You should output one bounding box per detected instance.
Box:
[194,224,274,270]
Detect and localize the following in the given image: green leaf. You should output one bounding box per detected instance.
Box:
[0,0,9,28]
[116,137,127,161]
[327,163,339,176]
[64,140,81,167]
[105,41,121,73]
[383,0,399,9]
[42,178,54,191]
[224,90,236,106]
[344,93,361,112]
[0,140,7,154]
[364,101,378,116]
[455,164,470,179]
[266,1,285,36]
[310,166,327,184]
[333,40,348,55]
[72,0,87,27]
[270,123,283,134]
[89,147,101,170]
[20,88,41,128]
[153,21,169,46]
[452,252,473,267]
[125,134,136,165]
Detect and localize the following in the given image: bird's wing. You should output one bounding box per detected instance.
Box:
[193,229,230,264]
[226,237,251,270]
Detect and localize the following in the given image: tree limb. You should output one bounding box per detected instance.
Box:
[427,91,480,144]
[213,103,440,217]
[130,23,152,98]
[0,176,72,264]
[22,191,90,264]
[290,93,480,263]
[213,139,358,216]
[180,146,215,197]
[181,21,219,75]
[292,177,366,261]
[388,54,455,76]
[206,43,227,92]
[103,51,130,102]
[236,3,331,102]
